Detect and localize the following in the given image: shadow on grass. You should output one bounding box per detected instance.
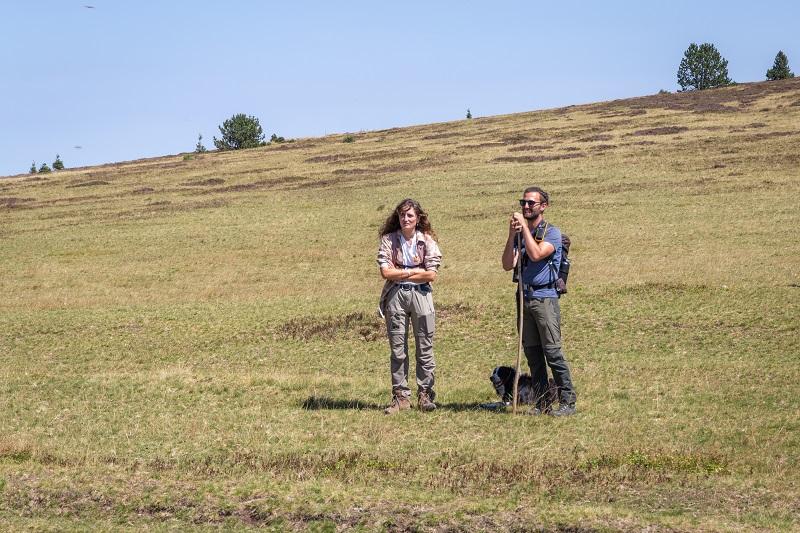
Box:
[301,396,503,413]
[301,396,383,411]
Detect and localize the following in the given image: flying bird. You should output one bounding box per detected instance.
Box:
[83,5,95,8]
[74,145,83,149]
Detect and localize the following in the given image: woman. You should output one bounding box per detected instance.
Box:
[377,198,442,414]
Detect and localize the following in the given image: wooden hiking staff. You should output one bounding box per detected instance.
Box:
[512,231,523,414]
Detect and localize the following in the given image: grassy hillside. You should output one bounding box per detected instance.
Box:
[1,78,799,531]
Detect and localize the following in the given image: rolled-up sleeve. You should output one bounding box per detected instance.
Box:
[377,234,394,269]
[423,236,442,272]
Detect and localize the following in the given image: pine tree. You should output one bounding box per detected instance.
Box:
[766,50,794,80]
[38,163,52,173]
[466,108,472,119]
[213,114,265,150]
[195,133,207,153]
[29,161,37,174]
[677,43,732,91]
[52,154,64,170]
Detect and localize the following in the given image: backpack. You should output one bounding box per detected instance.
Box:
[512,223,571,297]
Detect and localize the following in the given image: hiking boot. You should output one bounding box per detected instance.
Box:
[550,404,576,417]
[383,395,411,415]
[418,391,437,412]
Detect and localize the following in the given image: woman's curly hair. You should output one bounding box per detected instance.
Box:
[379,198,437,240]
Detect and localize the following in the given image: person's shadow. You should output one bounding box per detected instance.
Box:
[300,395,499,413]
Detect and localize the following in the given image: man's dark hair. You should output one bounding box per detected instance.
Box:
[523,186,549,205]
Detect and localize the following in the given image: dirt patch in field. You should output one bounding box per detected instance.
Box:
[332,168,372,175]
[279,311,383,342]
[501,133,533,145]
[182,177,225,186]
[494,153,585,163]
[590,144,618,151]
[628,126,689,137]
[457,142,506,150]
[192,176,308,195]
[421,132,460,141]
[66,180,110,188]
[0,196,36,208]
[305,154,345,164]
[507,144,554,152]
[304,148,416,166]
[739,130,797,142]
[132,187,155,194]
[578,134,614,142]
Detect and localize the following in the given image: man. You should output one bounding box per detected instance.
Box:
[502,186,577,416]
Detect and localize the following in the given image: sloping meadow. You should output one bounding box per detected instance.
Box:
[1,78,799,530]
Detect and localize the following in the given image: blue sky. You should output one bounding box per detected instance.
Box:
[1,1,797,177]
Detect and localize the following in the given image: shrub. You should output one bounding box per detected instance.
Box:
[270,133,286,143]
[29,162,37,174]
[213,113,265,150]
[677,43,732,91]
[38,163,52,173]
[342,135,355,143]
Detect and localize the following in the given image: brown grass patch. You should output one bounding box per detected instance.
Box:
[494,153,585,163]
[421,132,460,140]
[66,180,110,188]
[457,142,506,150]
[279,311,383,342]
[182,177,225,186]
[0,196,35,208]
[629,126,689,137]
[507,144,554,152]
[578,134,613,142]
[500,133,532,145]
[305,154,345,164]
[590,144,618,151]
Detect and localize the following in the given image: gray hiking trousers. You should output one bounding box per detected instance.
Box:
[521,296,577,406]
[384,284,436,399]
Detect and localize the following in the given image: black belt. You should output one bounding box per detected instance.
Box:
[521,283,555,299]
[397,283,431,292]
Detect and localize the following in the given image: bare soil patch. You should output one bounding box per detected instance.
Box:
[590,144,618,151]
[279,311,383,342]
[628,126,688,137]
[507,144,554,152]
[0,196,36,208]
[66,180,110,188]
[182,178,225,186]
[578,134,613,142]
[421,132,460,140]
[494,153,585,163]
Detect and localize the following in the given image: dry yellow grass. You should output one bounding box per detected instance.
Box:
[1,78,799,531]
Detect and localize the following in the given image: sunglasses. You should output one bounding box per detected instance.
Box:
[519,199,542,207]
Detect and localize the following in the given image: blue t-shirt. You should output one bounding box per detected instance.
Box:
[516,222,561,298]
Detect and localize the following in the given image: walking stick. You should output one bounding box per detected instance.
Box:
[512,231,524,414]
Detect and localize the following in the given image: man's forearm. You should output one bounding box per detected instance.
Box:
[502,235,517,271]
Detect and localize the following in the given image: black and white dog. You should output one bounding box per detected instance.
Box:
[488,366,558,410]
